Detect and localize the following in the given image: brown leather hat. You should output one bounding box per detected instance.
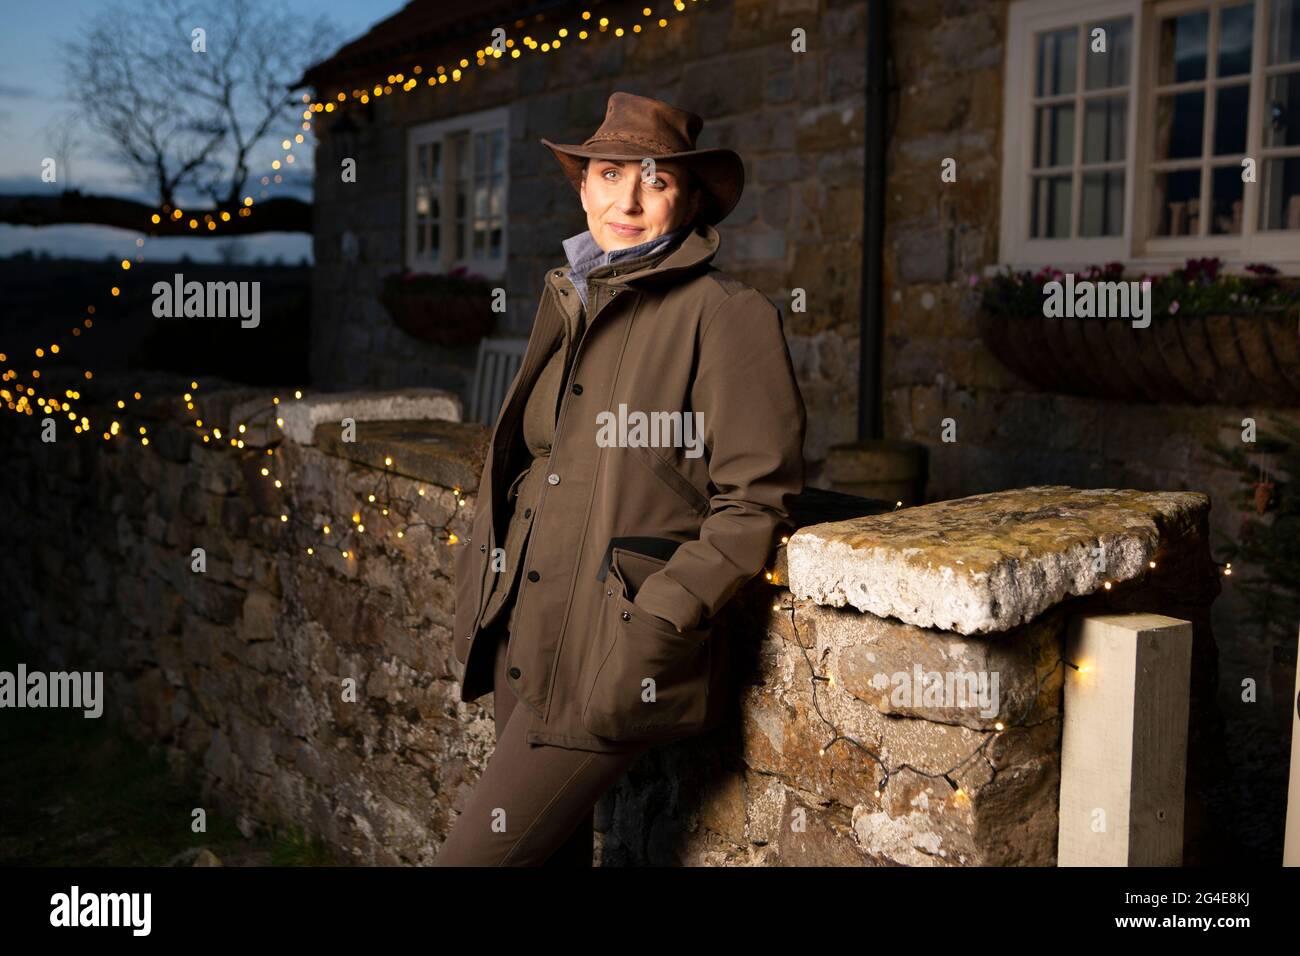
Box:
[541,91,744,226]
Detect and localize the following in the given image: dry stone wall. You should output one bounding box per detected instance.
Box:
[0,374,1222,864]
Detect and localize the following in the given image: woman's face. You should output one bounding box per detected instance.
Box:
[579,158,700,252]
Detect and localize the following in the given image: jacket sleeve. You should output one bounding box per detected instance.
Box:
[631,287,807,633]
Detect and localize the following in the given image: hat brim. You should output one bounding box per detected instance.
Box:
[540,137,744,226]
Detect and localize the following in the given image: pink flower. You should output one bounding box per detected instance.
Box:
[969,273,979,287]
[1169,300,1180,314]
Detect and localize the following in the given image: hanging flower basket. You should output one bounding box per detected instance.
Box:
[379,266,496,348]
[973,259,1300,406]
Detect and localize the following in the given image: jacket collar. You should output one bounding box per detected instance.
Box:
[546,222,720,297]
[562,223,689,278]
[562,223,690,309]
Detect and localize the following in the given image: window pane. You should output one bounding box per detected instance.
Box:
[1084,96,1127,163]
[1158,11,1209,84]
[1262,156,1300,228]
[430,141,442,181]
[1269,0,1300,64]
[1209,164,1245,233]
[1080,170,1125,236]
[417,143,428,178]
[430,223,439,258]
[1034,104,1075,167]
[1218,4,1255,76]
[1086,18,1133,89]
[1152,169,1203,236]
[1031,175,1072,237]
[1265,72,1300,147]
[415,183,430,217]
[416,219,425,255]
[1036,28,1078,96]
[1154,91,1205,159]
[1214,84,1250,154]
[492,129,504,173]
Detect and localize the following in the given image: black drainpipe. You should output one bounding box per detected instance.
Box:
[859,0,890,442]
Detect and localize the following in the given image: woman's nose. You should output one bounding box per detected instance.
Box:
[617,181,642,211]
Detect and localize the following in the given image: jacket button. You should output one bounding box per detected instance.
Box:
[621,610,631,621]
[606,588,614,597]
[571,383,583,395]
[509,666,521,679]
[527,570,540,582]
[547,473,560,485]
[611,289,620,296]
[524,507,532,518]
[479,543,486,552]
[554,270,562,277]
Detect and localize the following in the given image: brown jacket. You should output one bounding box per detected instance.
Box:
[452,222,806,752]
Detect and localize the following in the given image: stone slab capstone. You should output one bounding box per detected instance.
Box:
[266,389,461,445]
[785,485,1209,634]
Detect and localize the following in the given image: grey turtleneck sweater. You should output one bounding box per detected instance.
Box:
[561,222,692,311]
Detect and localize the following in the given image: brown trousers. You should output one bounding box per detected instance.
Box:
[433,624,651,866]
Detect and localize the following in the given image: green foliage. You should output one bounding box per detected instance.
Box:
[0,628,349,867]
[976,258,1300,318]
[267,823,346,867]
[1204,418,1300,647]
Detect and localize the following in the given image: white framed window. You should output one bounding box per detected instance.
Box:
[1001,0,1300,271]
[406,105,508,277]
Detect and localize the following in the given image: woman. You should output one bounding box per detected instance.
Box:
[434,92,806,866]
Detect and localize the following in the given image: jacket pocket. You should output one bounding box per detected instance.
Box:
[581,547,712,742]
[628,444,711,517]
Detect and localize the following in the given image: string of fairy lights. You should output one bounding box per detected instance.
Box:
[1,1,711,562]
[3,1,711,424]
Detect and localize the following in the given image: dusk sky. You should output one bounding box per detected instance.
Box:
[0,0,406,263]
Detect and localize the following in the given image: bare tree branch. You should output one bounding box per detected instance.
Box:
[55,0,340,228]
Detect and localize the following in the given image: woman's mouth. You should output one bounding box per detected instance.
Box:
[608,222,644,237]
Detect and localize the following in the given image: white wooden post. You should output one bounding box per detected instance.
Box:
[1057,613,1193,866]
[1284,624,1300,866]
